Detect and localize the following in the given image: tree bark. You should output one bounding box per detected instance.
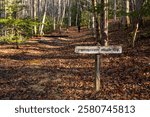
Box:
[92,0,101,91]
[114,0,117,21]
[132,0,145,47]
[92,0,100,42]
[101,0,109,46]
[135,0,145,27]
[68,0,72,27]
[37,0,42,34]
[77,0,81,32]
[122,0,130,27]
[40,0,48,35]
[58,0,61,24]
[52,0,56,30]
[59,0,67,32]
[33,0,37,35]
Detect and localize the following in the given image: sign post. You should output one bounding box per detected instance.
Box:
[95,53,100,91]
[75,46,122,91]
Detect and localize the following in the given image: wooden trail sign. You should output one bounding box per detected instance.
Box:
[75,46,122,54]
[75,45,122,91]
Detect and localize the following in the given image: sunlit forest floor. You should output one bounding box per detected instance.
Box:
[0,25,149,99]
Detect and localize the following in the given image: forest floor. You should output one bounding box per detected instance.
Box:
[0,26,149,100]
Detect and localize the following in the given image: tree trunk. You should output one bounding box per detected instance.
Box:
[101,0,109,46]
[0,0,6,35]
[30,0,37,35]
[58,0,61,25]
[92,0,101,91]
[77,0,81,32]
[130,0,135,29]
[135,0,145,27]
[114,0,117,21]
[122,0,130,28]
[37,0,42,34]
[132,23,139,47]
[59,0,67,32]
[40,0,47,35]
[68,0,72,27]
[13,11,19,49]
[33,0,37,35]
[52,0,56,30]
[92,0,100,42]
[132,0,145,47]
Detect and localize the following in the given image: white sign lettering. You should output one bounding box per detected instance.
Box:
[75,46,122,54]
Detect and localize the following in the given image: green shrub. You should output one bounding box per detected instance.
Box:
[43,16,54,33]
[81,11,90,26]
[0,34,26,44]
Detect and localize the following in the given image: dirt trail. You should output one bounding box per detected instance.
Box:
[0,27,149,99]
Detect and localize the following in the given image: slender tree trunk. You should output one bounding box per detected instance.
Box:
[40,0,47,35]
[122,0,130,27]
[14,12,19,49]
[101,0,109,46]
[92,14,95,36]
[0,0,6,35]
[58,0,61,25]
[15,28,19,49]
[92,0,100,42]
[33,0,37,35]
[30,0,37,35]
[59,0,67,32]
[4,0,7,36]
[92,0,101,92]
[126,0,130,27]
[87,0,91,29]
[132,0,145,47]
[130,0,135,29]
[68,0,72,27]
[29,0,32,17]
[52,0,56,30]
[21,0,25,18]
[77,0,81,32]
[132,23,139,47]
[104,0,109,46]
[37,0,41,34]
[114,0,117,21]
[135,0,145,27]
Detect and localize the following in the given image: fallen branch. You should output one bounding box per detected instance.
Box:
[132,23,139,47]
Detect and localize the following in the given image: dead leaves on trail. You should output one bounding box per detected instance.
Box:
[0,27,149,99]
